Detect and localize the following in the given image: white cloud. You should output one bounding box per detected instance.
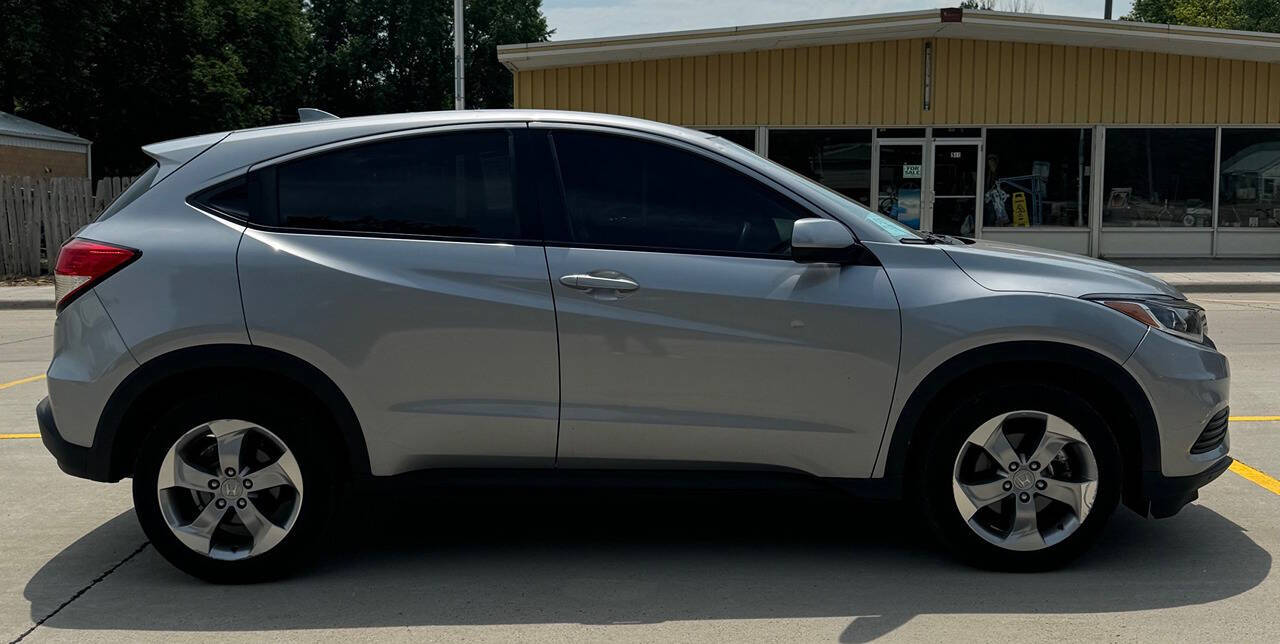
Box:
[542,0,1136,41]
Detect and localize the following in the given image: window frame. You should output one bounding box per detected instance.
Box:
[190,123,544,245]
[535,123,835,260]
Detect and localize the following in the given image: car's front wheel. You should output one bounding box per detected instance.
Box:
[920,383,1122,571]
[132,393,334,582]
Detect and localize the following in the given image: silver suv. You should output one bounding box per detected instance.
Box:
[38,110,1231,582]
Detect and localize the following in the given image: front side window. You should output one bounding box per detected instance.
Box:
[275,130,522,239]
[1102,128,1214,228]
[551,130,808,256]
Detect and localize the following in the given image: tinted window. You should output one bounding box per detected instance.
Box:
[194,176,249,219]
[551,131,807,255]
[276,130,521,238]
[97,164,159,221]
[1103,128,1214,228]
[1219,128,1280,228]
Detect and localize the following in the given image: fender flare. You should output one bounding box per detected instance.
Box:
[94,344,371,481]
[879,340,1159,497]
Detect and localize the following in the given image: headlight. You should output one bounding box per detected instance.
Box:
[1088,296,1207,343]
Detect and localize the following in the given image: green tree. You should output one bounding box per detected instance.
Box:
[0,0,550,175]
[464,0,552,108]
[1,0,309,175]
[305,0,551,115]
[1125,0,1280,33]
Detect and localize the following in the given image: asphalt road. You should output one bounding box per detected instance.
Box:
[1,293,1278,643]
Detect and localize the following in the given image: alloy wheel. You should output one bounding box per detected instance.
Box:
[951,410,1099,552]
[156,419,304,560]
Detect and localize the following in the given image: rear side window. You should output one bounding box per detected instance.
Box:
[97,164,160,221]
[550,131,808,256]
[274,130,522,239]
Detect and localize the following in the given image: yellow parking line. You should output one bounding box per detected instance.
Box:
[1231,416,1280,422]
[0,374,45,391]
[1230,460,1280,496]
[0,433,40,440]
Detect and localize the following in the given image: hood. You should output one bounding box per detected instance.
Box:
[942,239,1182,299]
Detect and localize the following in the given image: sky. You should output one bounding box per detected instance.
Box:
[541,1,1137,41]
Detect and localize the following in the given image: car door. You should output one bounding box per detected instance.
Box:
[237,125,560,476]
[537,126,901,478]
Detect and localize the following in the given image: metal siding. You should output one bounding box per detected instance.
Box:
[719,53,733,124]
[832,45,847,124]
[996,42,1012,124]
[843,44,859,124]
[819,45,834,125]
[807,47,822,125]
[510,37,1280,126]
[1010,42,1026,124]
[655,59,669,122]
[971,40,987,123]
[909,40,924,125]
[681,58,695,124]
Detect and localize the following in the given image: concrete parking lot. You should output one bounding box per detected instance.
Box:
[2,292,1278,643]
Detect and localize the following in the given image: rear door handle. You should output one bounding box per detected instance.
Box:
[559,274,639,292]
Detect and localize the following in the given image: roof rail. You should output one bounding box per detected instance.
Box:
[297,108,339,123]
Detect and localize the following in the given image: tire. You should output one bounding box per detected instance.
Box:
[132,390,336,583]
[918,382,1122,571]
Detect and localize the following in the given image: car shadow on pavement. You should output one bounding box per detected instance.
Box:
[26,488,1270,641]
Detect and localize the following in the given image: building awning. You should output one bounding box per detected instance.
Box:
[499,8,1280,72]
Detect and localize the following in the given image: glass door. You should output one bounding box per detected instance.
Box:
[875,143,925,230]
[931,143,981,236]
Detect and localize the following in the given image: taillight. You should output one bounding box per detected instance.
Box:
[53,238,140,312]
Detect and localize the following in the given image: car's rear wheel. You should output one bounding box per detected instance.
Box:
[132,393,334,582]
[919,383,1122,570]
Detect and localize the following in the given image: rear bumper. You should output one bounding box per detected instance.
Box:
[1141,455,1233,519]
[37,397,112,482]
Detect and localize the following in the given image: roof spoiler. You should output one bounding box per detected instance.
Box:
[141,131,230,186]
[297,108,339,122]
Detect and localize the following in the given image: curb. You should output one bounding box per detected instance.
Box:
[0,300,53,310]
[1170,283,1280,294]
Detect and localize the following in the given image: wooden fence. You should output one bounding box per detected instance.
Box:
[0,176,134,278]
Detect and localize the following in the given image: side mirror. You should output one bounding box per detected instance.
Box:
[791,218,858,264]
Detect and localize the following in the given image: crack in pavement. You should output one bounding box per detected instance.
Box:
[9,542,150,644]
[0,334,52,348]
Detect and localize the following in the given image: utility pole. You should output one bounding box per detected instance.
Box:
[1104,0,1113,19]
[454,0,465,110]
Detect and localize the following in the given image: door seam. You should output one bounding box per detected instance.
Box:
[542,246,564,467]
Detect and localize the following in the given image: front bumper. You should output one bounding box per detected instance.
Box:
[1142,455,1233,518]
[1124,329,1231,517]
[37,396,111,482]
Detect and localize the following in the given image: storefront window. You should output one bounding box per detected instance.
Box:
[1103,128,1214,228]
[767,129,873,206]
[1219,129,1280,228]
[701,129,757,151]
[984,128,1091,228]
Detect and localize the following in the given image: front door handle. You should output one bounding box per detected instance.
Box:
[559,273,639,292]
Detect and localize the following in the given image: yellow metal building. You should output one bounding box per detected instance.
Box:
[499,8,1280,257]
